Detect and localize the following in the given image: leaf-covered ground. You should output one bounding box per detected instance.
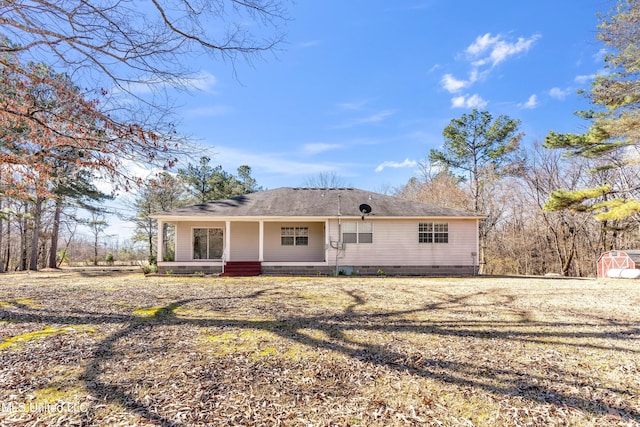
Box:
[0,271,639,426]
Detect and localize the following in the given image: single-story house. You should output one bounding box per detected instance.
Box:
[150,187,484,276]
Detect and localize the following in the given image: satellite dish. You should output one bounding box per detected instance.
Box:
[359,204,372,214]
[359,203,372,220]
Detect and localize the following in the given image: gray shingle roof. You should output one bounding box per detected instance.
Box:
[615,250,640,263]
[151,187,484,219]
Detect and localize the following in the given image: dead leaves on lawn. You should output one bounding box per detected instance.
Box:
[0,273,639,426]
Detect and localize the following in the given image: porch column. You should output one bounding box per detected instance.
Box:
[157,220,164,262]
[225,221,231,261]
[325,219,330,262]
[258,220,264,262]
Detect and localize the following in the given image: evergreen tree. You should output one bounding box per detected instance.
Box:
[131,173,185,262]
[429,109,523,272]
[178,156,261,203]
[544,0,640,221]
[48,169,112,268]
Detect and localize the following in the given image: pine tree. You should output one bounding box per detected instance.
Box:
[429,109,523,272]
[544,0,640,221]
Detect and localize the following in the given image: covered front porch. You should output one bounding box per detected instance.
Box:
[156,219,330,275]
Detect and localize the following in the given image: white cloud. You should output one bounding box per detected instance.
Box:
[375,158,417,173]
[593,48,607,63]
[466,94,487,108]
[180,71,218,92]
[302,143,342,155]
[549,87,571,100]
[337,99,371,110]
[451,94,487,109]
[442,74,469,93]
[441,70,481,93]
[441,33,539,99]
[212,145,343,177]
[185,105,233,117]
[357,110,395,124]
[520,94,538,109]
[574,74,595,84]
[336,109,395,128]
[112,71,219,97]
[451,96,466,108]
[466,32,541,67]
[92,159,165,196]
[298,40,321,48]
[466,33,502,56]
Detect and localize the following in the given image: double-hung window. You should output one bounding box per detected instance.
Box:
[281,227,309,246]
[342,221,373,244]
[419,222,448,243]
[193,228,224,259]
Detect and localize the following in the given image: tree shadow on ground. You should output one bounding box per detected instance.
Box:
[1,283,638,425]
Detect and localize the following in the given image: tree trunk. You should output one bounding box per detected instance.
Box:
[48,198,63,268]
[94,232,99,266]
[58,222,77,268]
[20,204,28,271]
[29,196,43,271]
[148,218,155,262]
[4,212,10,272]
[478,223,486,275]
[0,198,4,273]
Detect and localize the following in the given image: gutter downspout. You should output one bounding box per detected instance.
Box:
[335,194,342,276]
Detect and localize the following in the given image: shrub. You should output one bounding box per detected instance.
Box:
[141,264,157,275]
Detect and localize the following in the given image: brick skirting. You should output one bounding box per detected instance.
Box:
[156,264,477,277]
[260,265,476,277]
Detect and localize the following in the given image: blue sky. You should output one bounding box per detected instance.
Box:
[166,0,605,192]
[102,0,609,242]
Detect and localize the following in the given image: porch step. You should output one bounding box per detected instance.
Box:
[222,261,262,277]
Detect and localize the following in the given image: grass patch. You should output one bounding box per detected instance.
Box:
[0,298,42,309]
[0,271,638,426]
[132,306,165,317]
[0,325,95,350]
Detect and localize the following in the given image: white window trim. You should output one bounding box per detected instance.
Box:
[191,227,225,260]
[342,221,373,244]
[280,226,309,246]
[418,222,449,244]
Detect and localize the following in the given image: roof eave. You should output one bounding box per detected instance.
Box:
[150,214,487,221]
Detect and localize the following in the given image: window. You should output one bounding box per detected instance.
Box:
[281,227,308,246]
[193,228,224,259]
[342,221,373,244]
[419,222,448,243]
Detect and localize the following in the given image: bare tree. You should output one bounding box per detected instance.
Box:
[0,1,288,91]
[303,172,350,188]
[87,211,109,266]
[0,1,288,197]
[398,172,471,211]
[522,147,585,275]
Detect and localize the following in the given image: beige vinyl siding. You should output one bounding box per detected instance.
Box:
[173,218,477,266]
[230,222,259,261]
[263,222,325,262]
[174,221,226,261]
[327,218,478,266]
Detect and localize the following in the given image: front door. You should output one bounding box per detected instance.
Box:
[193,228,224,259]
